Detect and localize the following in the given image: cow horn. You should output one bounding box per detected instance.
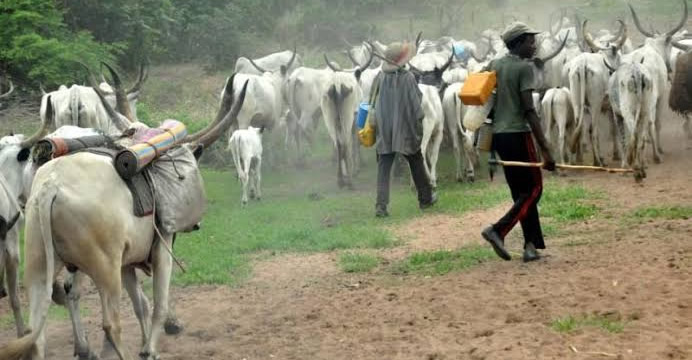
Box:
[583,21,605,52]
[541,30,570,62]
[603,59,616,73]
[665,0,688,37]
[440,49,455,73]
[126,61,149,95]
[285,48,297,71]
[101,62,136,123]
[197,80,249,149]
[342,37,356,49]
[628,3,655,38]
[415,31,423,49]
[614,20,628,50]
[323,54,340,72]
[248,58,268,74]
[19,95,50,148]
[80,62,132,132]
[0,81,13,99]
[39,83,47,96]
[184,73,237,144]
[673,41,692,51]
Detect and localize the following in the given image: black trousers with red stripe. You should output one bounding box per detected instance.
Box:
[492,132,545,249]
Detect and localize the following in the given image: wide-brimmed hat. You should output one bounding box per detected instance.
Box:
[381,41,416,72]
[501,21,540,44]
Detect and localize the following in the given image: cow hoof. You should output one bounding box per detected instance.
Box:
[164,317,184,335]
[653,156,662,164]
[0,287,6,299]
[77,350,100,360]
[467,176,475,183]
[51,282,67,306]
[139,351,161,360]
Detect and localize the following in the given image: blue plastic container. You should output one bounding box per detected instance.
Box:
[453,43,467,61]
[356,102,370,129]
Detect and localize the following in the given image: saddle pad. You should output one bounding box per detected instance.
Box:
[82,147,154,217]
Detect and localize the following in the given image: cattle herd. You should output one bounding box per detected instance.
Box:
[1,0,691,358]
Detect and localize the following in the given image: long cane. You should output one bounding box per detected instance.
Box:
[488,158,635,173]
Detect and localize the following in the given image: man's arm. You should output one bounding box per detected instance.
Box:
[520,89,555,170]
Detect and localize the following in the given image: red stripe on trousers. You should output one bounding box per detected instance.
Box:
[499,133,543,238]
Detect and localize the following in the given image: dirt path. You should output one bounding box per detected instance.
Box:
[2,114,691,359]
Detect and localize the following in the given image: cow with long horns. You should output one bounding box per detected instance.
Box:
[626,0,688,157]
[322,50,373,188]
[0,75,249,360]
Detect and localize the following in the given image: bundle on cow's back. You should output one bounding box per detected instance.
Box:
[670,51,692,114]
[114,119,188,179]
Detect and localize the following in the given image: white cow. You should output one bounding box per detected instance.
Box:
[566,52,613,166]
[608,61,657,181]
[40,63,147,135]
[628,0,688,145]
[0,172,22,338]
[541,87,576,164]
[228,126,264,205]
[234,49,302,76]
[320,70,363,189]
[0,77,249,360]
[417,84,445,188]
[442,82,478,182]
[283,66,332,163]
[321,53,373,188]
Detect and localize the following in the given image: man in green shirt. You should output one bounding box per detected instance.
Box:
[481,22,556,262]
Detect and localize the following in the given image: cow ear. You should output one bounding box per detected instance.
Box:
[17,148,30,162]
[259,126,265,134]
[355,69,362,81]
[611,46,617,56]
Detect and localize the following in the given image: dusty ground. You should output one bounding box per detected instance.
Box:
[1,114,691,360]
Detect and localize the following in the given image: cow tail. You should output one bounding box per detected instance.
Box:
[569,61,587,153]
[0,186,57,360]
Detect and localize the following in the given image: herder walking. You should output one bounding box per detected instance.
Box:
[371,41,437,217]
[481,22,556,262]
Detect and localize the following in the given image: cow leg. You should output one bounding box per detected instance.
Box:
[240,156,251,205]
[684,114,692,140]
[254,158,262,200]
[5,232,25,337]
[655,112,664,155]
[589,111,605,167]
[0,248,5,300]
[450,128,464,182]
[122,267,151,347]
[609,112,621,161]
[62,271,99,360]
[428,128,443,189]
[419,126,433,186]
[140,235,174,360]
[91,259,131,360]
[649,120,662,164]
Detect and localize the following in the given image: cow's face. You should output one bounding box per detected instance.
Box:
[0,135,32,205]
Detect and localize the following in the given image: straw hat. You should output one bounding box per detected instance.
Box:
[381,41,416,72]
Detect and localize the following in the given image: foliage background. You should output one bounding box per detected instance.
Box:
[0,0,687,89]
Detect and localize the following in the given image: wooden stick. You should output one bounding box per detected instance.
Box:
[490,159,635,173]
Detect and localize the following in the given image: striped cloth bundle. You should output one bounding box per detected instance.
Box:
[114,120,188,179]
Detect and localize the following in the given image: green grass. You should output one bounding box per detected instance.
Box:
[550,314,626,334]
[631,206,692,221]
[339,252,380,273]
[392,246,497,276]
[540,184,599,223]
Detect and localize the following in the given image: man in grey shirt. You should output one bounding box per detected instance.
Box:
[372,41,436,217]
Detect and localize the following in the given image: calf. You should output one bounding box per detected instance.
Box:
[228,126,264,205]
